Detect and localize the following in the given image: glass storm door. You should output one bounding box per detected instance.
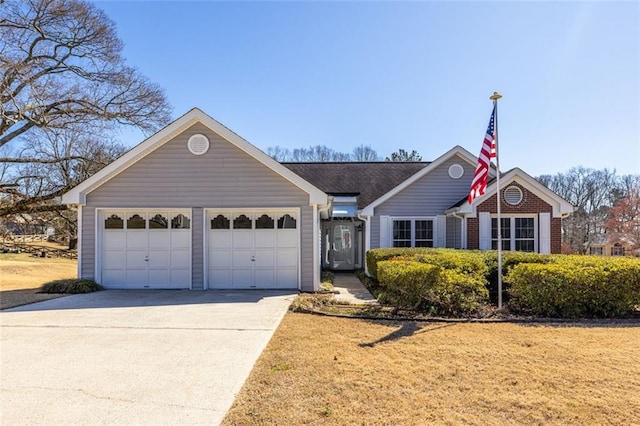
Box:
[332,223,355,270]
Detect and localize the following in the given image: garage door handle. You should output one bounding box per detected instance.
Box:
[145,255,149,262]
[251,256,255,262]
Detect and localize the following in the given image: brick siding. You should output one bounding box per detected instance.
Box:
[467,182,562,253]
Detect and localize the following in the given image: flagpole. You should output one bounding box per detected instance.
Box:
[490,91,503,309]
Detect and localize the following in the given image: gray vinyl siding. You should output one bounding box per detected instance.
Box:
[83,123,314,290]
[369,157,475,249]
[80,206,95,280]
[191,207,204,290]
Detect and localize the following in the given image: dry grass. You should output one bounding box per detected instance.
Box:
[224,313,640,425]
[0,253,77,309]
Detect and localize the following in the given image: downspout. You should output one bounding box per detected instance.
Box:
[451,211,466,249]
[358,213,371,275]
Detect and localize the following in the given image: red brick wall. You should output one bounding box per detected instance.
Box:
[467,182,562,253]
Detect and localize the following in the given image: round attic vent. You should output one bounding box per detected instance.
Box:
[448,163,464,179]
[187,134,210,156]
[504,186,523,205]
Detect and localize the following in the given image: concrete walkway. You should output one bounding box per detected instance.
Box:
[332,273,378,304]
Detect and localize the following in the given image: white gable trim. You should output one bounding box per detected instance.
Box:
[62,108,328,206]
[361,146,490,216]
[450,168,574,218]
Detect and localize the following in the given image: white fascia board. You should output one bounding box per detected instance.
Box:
[361,145,478,216]
[61,108,328,206]
[458,168,575,218]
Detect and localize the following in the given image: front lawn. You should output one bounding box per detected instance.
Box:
[0,252,77,309]
[223,313,640,425]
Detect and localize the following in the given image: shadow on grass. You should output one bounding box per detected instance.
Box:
[359,322,457,347]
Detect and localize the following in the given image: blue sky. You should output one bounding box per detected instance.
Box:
[95,0,639,176]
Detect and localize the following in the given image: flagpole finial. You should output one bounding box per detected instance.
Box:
[490,91,502,101]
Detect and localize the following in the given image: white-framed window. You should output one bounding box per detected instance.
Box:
[611,244,625,256]
[589,246,604,255]
[491,215,537,252]
[392,218,434,248]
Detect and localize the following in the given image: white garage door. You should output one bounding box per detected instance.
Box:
[207,210,299,289]
[100,210,191,289]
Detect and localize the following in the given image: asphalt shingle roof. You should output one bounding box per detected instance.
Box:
[282,162,430,208]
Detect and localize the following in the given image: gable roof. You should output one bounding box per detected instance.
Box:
[360,145,483,216]
[447,167,574,218]
[282,162,429,208]
[61,108,328,205]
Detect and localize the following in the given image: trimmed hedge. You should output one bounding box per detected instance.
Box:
[377,260,440,310]
[376,258,489,315]
[507,258,640,318]
[367,247,640,318]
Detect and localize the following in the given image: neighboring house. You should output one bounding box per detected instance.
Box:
[62,108,574,291]
[586,234,635,256]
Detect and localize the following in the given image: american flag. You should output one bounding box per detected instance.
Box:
[468,105,497,204]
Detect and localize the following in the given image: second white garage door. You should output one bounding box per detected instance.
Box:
[207,210,299,289]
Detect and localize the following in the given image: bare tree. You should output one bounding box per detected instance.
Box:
[385,149,422,162]
[0,0,171,224]
[352,144,379,161]
[0,0,171,149]
[537,167,639,253]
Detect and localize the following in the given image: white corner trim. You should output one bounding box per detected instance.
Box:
[76,205,82,279]
[62,108,328,206]
[312,204,319,292]
[361,146,478,216]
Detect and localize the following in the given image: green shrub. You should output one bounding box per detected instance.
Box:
[376,258,489,316]
[425,269,489,316]
[367,248,432,280]
[507,260,640,318]
[377,260,440,311]
[40,279,103,294]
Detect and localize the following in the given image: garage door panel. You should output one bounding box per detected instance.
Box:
[171,232,191,248]
[103,251,125,269]
[171,249,191,269]
[126,250,148,269]
[103,232,125,248]
[232,250,253,268]
[170,269,190,289]
[210,270,230,288]
[277,249,297,267]
[277,269,297,288]
[254,250,274,267]
[254,270,275,288]
[102,270,124,288]
[126,232,147,249]
[210,231,231,248]
[147,269,170,287]
[148,250,170,268]
[210,249,230,268]
[148,232,170,248]
[125,269,147,288]
[277,231,297,248]
[233,232,253,248]
[255,231,276,248]
[232,269,253,288]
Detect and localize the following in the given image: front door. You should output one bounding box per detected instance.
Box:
[331,222,355,270]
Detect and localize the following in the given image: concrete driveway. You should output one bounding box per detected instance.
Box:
[0,290,296,425]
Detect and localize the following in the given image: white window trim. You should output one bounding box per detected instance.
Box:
[490,214,538,252]
[389,217,437,248]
